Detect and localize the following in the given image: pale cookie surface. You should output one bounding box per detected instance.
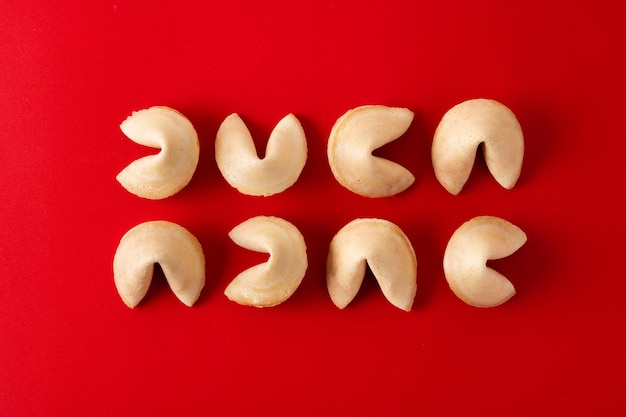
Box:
[326,218,417,311]
[113,220,206,308]
[432,98,524,195]
[225,216,308,307]
[215,113,307,196]
[117,106,200,199]
[327,105,415,198]
[443,216,527,308]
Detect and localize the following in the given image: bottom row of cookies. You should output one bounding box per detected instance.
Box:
[113,216,527,310]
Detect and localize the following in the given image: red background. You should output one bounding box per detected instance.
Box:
[1,1,625,416]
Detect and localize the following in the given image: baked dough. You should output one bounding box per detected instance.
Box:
[225,216,308,307]
[215,113,307,196]
[113,221,205,308]
[327,105,415,198]
[326,218,417,311]
[432,98,524,195]
[443,216,527,307]
[117,106,199,199]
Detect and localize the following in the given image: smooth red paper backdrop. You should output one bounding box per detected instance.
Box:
[1,1,625,416]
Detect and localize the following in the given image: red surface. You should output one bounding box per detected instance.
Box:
[1,1,625,416]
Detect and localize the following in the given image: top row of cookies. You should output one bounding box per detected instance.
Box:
[116,99,524,199]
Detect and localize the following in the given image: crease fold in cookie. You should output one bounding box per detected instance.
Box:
[117,106,200,199]
[215,113,307,196]
[326,218,417,311]
[327,105,415,198]
[432,98,524,195]
[443,216,527,307]
[225,216,308,307]
[113,221,206,308]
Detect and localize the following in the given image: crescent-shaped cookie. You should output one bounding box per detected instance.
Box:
[215,114,307,196]
[327,105,415,198]
[326,218,417,311]
[224,216,308,307]
[113,221,205,308]
[443,216,527,307]
[432,98,524,195]
[117,106,200,199]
